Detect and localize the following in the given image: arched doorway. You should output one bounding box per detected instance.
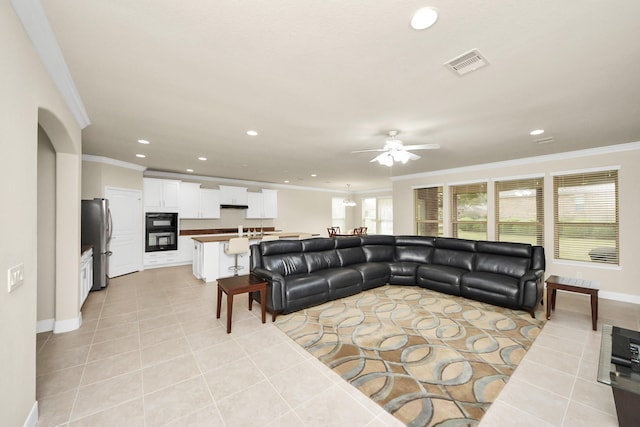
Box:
[37,107,83,333]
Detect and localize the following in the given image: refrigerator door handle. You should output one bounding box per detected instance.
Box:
[107,209,114,243]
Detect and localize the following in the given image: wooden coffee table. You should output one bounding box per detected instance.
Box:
[216,274,267,333]
[545,275,599,331]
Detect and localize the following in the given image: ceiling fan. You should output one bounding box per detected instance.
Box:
[352,130,440,166]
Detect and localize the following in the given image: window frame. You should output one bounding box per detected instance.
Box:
[494,176,544,245]
[414,186,444,236]
[450,182,488,240]
[552,168,619,265]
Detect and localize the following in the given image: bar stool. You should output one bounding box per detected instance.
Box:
[225,237,250,276]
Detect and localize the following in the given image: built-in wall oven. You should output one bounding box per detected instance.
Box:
[145,212,178,252]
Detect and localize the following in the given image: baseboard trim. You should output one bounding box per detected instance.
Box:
[23,401,38,427]
[600,291,640,305]
[53,313,83,333]
[36,318,54,333]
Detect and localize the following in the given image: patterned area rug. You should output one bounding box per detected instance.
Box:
[275,285,544,427]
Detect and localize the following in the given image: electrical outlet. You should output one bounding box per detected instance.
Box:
[8,264,24,293]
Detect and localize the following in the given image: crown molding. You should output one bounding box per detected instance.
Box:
[82,155,146,171]
[392,141,640,182]
[11,0,90,129]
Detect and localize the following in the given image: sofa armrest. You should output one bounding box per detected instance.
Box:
[519,269,545,308]
[252,267,286,312]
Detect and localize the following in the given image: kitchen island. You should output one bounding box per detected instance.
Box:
[191,232,316,282]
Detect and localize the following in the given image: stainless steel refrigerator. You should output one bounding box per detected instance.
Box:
[81,198,113,291]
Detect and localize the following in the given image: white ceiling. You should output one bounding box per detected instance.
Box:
[41,1,640,190]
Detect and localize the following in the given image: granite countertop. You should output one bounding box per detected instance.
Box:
[192,232,317,243]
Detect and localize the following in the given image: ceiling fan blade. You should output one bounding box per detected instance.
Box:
[402,143,440,150]
[351,148,387,153]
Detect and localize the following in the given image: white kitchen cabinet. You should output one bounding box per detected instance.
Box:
[179,182,201,218]
[180,183,220,219]
[144,178,180,212]
[219,185,248,206]
[143,250,181,268]
[177,235,194,264]
[193,238,260,281]
[80,248,93,307]
[199,189,220,218]
[246,189,278,219]
[192,240,221,282]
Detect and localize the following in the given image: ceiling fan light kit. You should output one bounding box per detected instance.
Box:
[353,130,440,167]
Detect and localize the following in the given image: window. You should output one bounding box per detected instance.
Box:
[554,170,619,264]
[362,197,393,234]
[495,178,544,245]
[331,197,346,231]
[450,183,487,240]
[415,187,443,236]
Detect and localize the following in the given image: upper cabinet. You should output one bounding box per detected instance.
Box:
[246,189,278,218]
[199,188,221,218]
[179,182,220,219]
[219,185,248,206]
[144,178,180,212]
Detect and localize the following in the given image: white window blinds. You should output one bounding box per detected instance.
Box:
[553,170,619,264]
[495,178,544,245]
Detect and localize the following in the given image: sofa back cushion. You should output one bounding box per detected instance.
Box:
[474,253,531,278]
[305,250,341,273]
[360,235,395,262]
[337,247,366,266]
[260,240,308,276]
[301,238,335,252]
[393,236,435,263]
[363,245,394,262]
[476,241,531,258]
[474,241,533,277]
[432,248,474,271]
[263,253,308,276]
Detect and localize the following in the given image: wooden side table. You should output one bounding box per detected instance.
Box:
[216,274,267,333]
[545,274,599,330]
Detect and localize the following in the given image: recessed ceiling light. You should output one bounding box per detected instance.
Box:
[186,169,194,173]
[411,7,439,30]
[137,139,150,144]
[530,129,545,136]
[198,157,207,161]
[284,180,290,183]
[136,154,146,158]
[246,130,258,136]
[311,174,317,177]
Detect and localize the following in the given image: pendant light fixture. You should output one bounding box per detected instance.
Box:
[342,184,356,207]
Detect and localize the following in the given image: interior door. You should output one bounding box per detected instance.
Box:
[105,187,143,277]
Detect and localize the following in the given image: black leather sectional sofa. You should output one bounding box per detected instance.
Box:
[250,235,545,320]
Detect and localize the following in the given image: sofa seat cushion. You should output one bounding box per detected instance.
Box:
[314,268,363,299]
[282,274,330,314]
[350,263,390,290]
[416,264,466,296]
[388,262,418,285]
[461,272,519,308]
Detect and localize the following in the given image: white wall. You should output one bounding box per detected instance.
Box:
[392,143,640,300]
[1,2,82,425]
[37,127,56,324]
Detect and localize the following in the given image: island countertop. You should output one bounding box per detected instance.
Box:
[191,232,317,243]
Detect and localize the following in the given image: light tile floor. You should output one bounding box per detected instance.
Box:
[35,265,639,426]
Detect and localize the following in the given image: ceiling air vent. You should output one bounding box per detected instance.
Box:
[534,136,555,144]
[445,49,489,76]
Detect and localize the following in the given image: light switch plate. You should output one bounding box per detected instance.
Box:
[8,263,24,293]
